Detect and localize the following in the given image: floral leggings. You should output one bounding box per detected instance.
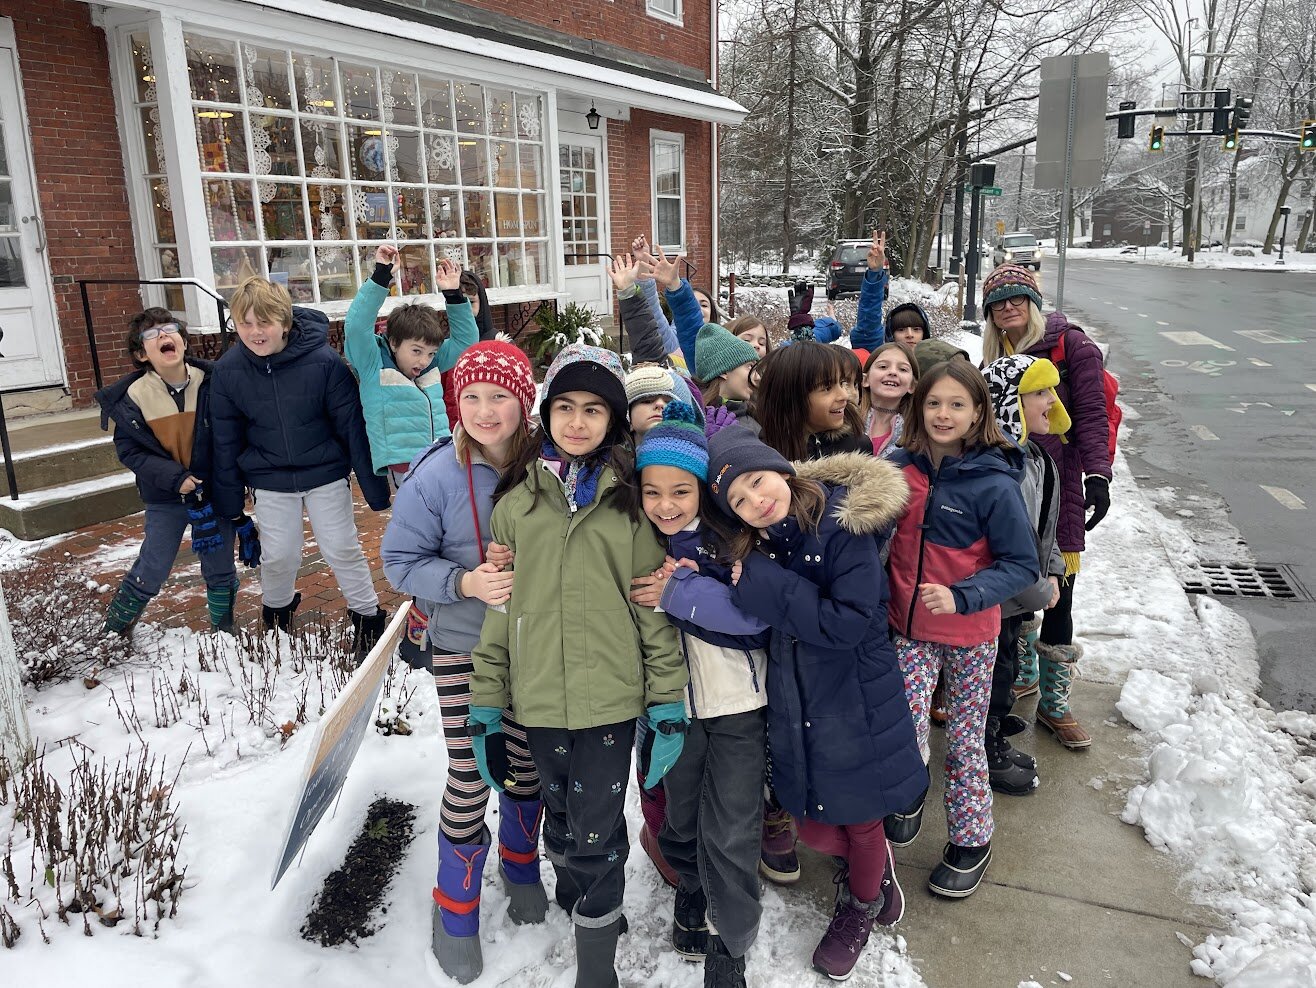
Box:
[893,635,997,848]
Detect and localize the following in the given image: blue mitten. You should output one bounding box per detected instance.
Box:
[641,700,689,790]
[468,705,511,793]
[184,488,222,556]
[233,515,261,568]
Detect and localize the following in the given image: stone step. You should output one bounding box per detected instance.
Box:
[0,434,120,497]
[0,469,142,541]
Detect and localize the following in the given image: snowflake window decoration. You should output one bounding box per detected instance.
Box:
[518,101,541,141]
[429,134,455,173]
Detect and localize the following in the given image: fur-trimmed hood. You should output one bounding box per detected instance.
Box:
[795,451,909,535]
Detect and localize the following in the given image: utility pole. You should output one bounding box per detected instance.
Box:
[0,573,32,770]
[1013,151,1028,230]
[950,112,969,275]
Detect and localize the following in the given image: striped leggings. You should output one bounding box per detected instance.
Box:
[433,652,538,843]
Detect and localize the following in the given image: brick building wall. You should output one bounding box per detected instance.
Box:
[441,0,710,77]
[10,2,142,404]
[606,109,713,299]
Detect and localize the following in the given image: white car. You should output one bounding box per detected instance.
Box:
[993,233,1043,270]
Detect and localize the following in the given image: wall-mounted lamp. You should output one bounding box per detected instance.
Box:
[586,103,600,130]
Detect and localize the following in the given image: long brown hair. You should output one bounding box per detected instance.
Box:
[754,342,865,461]
[858,342,920,423]
[454,421,534,472]
[492,416,641,520]
[724,475,829,560]
[899,359,1011,456]
[726,315,770,354]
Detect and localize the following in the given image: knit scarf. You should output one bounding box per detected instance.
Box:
[540,439,606,509]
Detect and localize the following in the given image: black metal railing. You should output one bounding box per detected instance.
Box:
[77,277,232,392]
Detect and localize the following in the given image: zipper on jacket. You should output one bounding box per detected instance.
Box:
[679,630,698,718]
[904,465,940,638]
[268,363,301,492]
[744,650,761,693]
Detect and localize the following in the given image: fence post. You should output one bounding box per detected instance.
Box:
[727,272,736,318]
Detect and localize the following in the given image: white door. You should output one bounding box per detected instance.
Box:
[557,132,611,321]
[0,38,62,391]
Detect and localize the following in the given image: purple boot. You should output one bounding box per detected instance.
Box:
[433,832,490,984]
[759,798,800,884]
[499,793,549,925]
[811,885,881,981]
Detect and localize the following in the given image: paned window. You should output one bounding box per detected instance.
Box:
[646,0,682,24]
[651,133,684,253]
[559,142,602,266]
[133,33,549,302]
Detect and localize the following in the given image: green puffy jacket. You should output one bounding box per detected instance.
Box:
[469,459,687,730]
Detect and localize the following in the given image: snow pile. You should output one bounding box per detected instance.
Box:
[1046,244,1316,272]
[1078,459,1316,986]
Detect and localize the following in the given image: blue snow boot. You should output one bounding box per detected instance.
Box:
[499,793,549,925]
[432,830,490,984]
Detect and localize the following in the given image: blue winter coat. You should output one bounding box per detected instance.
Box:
[343,268,479,475]
[811,269,891,350]
[659,523,770,650]
[95,357,216,504]
[883,300,931,345]
[730,453,925,825]
[665,279,708,376]
[380,436,497,655]
[208,307,390,519]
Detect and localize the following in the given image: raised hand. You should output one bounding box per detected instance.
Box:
[436,257,462,291]
[867,230,887,271]
[653,244,685,291]
[376,244,400,268]
[607,253,638,291]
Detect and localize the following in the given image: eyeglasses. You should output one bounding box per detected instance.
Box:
[988,296,1030,313]
[140,323,182,342]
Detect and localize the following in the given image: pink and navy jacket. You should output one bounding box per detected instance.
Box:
[886,445,1038,647]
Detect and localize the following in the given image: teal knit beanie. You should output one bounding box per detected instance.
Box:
[695,323,759,383]
[636,401,709,480]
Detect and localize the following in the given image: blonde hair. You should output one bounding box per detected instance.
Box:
[858,342,919,422]
[229,276,293,329]
[982,301,1046,364]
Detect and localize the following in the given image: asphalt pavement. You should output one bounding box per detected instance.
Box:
[1041,256,1316,713]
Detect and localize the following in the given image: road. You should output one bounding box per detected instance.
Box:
[1043,256,1316,713]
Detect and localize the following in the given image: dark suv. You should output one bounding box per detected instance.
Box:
[826,240,872,299]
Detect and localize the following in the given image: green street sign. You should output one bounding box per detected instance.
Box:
[982,186,1003,196]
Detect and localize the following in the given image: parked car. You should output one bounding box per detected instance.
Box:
[826,240,872,299]
[992,232,1043,270]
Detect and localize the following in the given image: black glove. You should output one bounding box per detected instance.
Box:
[1083,475,1110,531]
[233,515,262,568]
[183,487,222,556]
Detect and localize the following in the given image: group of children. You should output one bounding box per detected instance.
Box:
[96,228,1112,988]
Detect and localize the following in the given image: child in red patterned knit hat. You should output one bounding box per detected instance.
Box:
[380,340,543,984]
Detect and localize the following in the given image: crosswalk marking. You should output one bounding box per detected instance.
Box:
[1236,329,1302,344]
[1118,305,1129,311]
[1137,313,1148,318]
[1160,331,1235,350]
[1306,384,1316,393]
[1260,486,1307,510]
[1249,358,1272,367]
[1191,425,1219,441]
[1156,320,1170,326]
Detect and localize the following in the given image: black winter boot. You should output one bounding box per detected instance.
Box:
[928,842,991,898]
[704,934,747,988]
[672,885,708,959]
[261,592,300,632]
[884,787,927,848]
[986,716,1039,796]
[574,918,624,988]
[349,607,389,664]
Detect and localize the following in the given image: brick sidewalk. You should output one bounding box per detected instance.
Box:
[21,481,405,632]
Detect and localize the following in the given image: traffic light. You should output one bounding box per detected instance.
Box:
[1223,129,1239,151]
[1149,126,1165,152]
[1212,90,1232,135]
[1117,100,1137,139]
[1233,96,1253,129]
[1302,121,1316,151]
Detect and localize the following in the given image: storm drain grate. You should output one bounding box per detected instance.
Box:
[1181,562,1311,601]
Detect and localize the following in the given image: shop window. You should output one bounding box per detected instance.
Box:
[647,0,682,24]
[651,132,685,253]
[135,34,549,303]
[129,33,185,311]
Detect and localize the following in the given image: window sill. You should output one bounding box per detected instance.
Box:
[645,8,684,27]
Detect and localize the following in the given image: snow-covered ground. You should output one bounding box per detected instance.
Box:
[1046,243,1316,272]
[2,389,1314,986]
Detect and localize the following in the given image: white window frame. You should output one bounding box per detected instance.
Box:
[645,0,684,27]
[650,129,686,254]
[106,10,556,325]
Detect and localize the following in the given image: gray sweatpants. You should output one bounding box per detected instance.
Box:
[658,708,767,958]
[252,479,378,613]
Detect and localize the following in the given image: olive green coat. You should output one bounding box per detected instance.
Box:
[469,459,686,730]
